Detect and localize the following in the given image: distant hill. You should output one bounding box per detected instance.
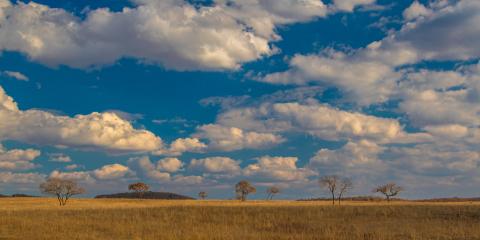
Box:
[11,194,37,198]
[299,196,387,202]
[415,197,480,202]
[298,196,480,202]
[94,191,194,200]
[0,194,37,198]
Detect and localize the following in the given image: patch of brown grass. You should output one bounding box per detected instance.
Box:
[0,198,479,239]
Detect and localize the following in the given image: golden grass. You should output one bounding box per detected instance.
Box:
[1,198,479,239]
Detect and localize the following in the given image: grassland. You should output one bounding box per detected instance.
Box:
[1,198,479,240]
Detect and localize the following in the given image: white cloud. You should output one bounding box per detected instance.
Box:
[0,172,45,184]
[399,70,466,92]
[0,0,378,71]
[128,156,205,185]
[128,156,171,181]
[424,124,469,139]
[0,85,164,152]
[331,0,376,12]
[189,157,241,174]
[310,140,384,169]
[0,145,41,170]
[155,138,207,156]
[261,0,480,106]
[49,170,94,183]
[262,51,399,104]
[387,144,480,174]
[49,163,133,182]
[48,153,72,163]
[156,157,183,173]
[172,174,203,185]
[195,124,285,151]
[0,0,340,71]
[217,102,410,143]
[2,71,29,81]
[399,89,480,127]
[403,1,432,21]
[243,156,316,181]
[93,163,132,180]
[395,0,480,61]
[219,0,328,39]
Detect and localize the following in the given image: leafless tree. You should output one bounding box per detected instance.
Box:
[198,191,208,200]
[128,182,150,198]
[337,178,353,205]
[373,183,404,202]
[266,186,280,200]
[39,178,85,206]
[235,180,256,201]
[319,175,339,205]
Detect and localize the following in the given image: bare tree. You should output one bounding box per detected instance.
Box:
[235,180,256,201]
[337,178,353,205]
[39,178,85,206]
[198,191,208,200]
[128,182,150,198]
[319,175,339,205]
[373,183,404,202]
[266,186,280,200]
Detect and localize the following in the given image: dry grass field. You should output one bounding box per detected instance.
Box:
[1,198,479,240]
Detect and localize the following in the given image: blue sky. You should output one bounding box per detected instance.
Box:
[0,0,479,199]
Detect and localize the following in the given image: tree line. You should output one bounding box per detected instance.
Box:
[38,176,404,206]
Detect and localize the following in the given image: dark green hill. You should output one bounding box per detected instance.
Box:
[94,191,194,200]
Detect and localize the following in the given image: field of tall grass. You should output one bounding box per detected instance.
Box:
[1,198,479,239]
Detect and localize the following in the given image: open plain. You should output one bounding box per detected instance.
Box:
[0,198,479,240]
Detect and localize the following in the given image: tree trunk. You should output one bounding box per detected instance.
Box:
[331,191,335,205]
[56,194,62,206]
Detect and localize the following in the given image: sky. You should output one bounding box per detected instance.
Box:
[0,0,479,199]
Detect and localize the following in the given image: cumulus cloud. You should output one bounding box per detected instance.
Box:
[310,140,384,169]
[155,138,207,156]
[243,156,315,181]
[0,145,41,170]
[0,85,163,152]
[2,71,29,81]
[261,0,480,106]
[128,156,171,181]
[49,163,133,182]
[395,0,480,61]
[93,163,133,180]
[0,172,45,184]
[156,157,183,173]
[129,156,202,184]
[219,0,328,39]
[387,144,480,174]
[400,89,480,127]
[172,174,203,185]
[216,102,414,143]
[194,124,285,151]
[189,157,241,174]
[331,0,376,12]
[49,170,95,183]
[262,51,399,104]
[403,1,432,21]
[424,124,470,140]
[0,0,360,70]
